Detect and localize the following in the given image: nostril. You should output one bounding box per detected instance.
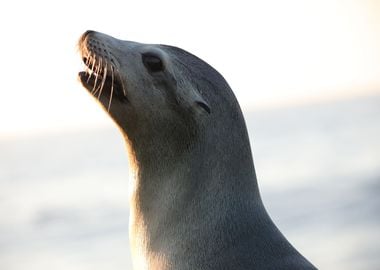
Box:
[79,30,97,45]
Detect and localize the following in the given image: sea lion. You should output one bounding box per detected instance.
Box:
[78,30,317,270]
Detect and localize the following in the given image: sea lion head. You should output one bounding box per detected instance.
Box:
[78,30,244,169]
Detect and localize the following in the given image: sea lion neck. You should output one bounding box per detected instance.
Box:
[121,110,200,180]
[126,100,266,268]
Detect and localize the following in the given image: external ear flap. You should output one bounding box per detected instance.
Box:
[190,84,211,114]
[195,100,211,114]
[178,79,211,114]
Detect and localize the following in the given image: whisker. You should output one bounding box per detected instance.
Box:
[85,54,91,66]
[107,65,115,112]
[98,61,108,99]
[90,55,97,89]
[91,54,97,72]
[117,67,127,97]
[92,57,102,95]
[86,53,95,83]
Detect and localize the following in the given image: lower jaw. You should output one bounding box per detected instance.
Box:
[78,71,128,103]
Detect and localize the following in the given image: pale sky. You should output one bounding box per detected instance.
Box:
[1,0,379,137]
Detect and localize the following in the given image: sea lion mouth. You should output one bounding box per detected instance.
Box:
[79,54,128,111]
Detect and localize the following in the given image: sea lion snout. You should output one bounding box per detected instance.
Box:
[79,31,116,64]
[78,31,128,110]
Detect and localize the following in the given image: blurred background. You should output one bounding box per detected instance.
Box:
[1,0,379,269]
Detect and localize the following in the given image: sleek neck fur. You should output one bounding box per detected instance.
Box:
[78,30,316,270]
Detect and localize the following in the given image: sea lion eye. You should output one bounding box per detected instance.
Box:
[142,53,164,73]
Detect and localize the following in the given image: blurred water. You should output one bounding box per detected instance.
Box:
[0,94,379,269]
